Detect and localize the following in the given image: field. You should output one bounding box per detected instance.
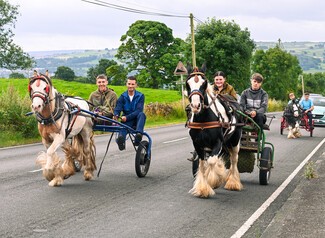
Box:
[0,78,182,104]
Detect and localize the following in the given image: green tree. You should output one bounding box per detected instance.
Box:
[9,72,25,78]
[116,20,186,89]
[54,66,75,81]
[187,18,255,92]
[106,64,128,86]
[302,72,325,96]
[86,59,118,83]
[0,0,34,70]
[251,44,302,101]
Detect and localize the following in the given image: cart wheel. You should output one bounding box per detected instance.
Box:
[191,151,198,177]
[259,147,272,185]
[74,159,82,172]
[135,141,151,177]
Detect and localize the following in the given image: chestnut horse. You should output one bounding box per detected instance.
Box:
[29,73,96,186]
[186,66,243,198]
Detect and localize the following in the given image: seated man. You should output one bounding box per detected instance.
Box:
[288,92,299,105]
[88,74,117,124]
[240,73,268,133]
[114,76,146,150]
[299,92,314,129]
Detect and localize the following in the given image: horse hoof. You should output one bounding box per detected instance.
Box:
[84,171,93,181]
[48,178,63,187]
[43,169,55,181]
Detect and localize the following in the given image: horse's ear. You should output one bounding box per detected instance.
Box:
[186,62,192,74]
[200,63,207,74]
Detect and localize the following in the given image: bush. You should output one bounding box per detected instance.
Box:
[0,85,39,138]
[9,72,25,79]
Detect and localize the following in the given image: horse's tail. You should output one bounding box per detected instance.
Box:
[89,131,96,170]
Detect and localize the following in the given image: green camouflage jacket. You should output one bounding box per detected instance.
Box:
[88,88,117,118]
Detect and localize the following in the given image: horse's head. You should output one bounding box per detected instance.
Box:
[186,66,208,114]
[28,74,53,113]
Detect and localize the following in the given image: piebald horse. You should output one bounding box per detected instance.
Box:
[29,73,96,186]
[186,66,243,198]
[284,102,302,139]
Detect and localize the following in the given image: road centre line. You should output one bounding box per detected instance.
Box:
[29,168,43,173]
[163,137,188,144]
[231,137,325,238]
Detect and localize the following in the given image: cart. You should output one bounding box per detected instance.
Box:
[71,108,152,178]
[190,111,275,185]
[280,111,314,137]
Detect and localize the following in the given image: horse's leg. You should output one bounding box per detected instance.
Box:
[224,144,243,191]
[61,139,76,179]
[189,159,215,198]
[205,155,226,189]
[287,125,296,139]
[43,135,65,186]
[80,121,96,181]
[294,122,301,138]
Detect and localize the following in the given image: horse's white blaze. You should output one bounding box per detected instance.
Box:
[187,76,205,112]
[293,104,299,117]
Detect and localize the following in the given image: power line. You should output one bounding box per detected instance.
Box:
[81,0,189,18]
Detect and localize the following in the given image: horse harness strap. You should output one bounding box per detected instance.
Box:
[65,101,81,139]
[187,121,230,130]
[36,93,65,125]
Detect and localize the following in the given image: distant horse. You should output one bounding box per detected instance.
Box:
[186,66,243,198]
[283,102,302,139]
[29,73,96,186]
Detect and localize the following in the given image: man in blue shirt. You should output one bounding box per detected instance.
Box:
[299,92,314,128]
[114,76,146,150]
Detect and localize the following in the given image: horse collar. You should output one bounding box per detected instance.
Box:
[36,93,65,125]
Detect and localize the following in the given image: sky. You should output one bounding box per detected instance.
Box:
[7,0,325,52]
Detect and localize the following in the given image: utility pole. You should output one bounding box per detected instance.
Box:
[190,13,196,68]
[300,74,304,95]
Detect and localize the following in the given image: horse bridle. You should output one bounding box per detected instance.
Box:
[28,75,52,104]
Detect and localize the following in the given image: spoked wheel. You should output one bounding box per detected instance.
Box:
[259,147,272,185]
[135,141,151,178]
[73,159,82,172]
[191,151,199,177]
[280,117,284,135]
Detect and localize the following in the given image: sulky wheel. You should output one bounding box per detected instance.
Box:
[280,117,285,135]
[135,141,151,178]
[73,159,82,172]
[259,147,272,185]
[191,151,199,177]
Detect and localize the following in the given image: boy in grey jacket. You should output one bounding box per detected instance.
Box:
[240,73,268,132]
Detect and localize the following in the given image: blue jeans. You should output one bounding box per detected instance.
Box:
[118,112,146,141]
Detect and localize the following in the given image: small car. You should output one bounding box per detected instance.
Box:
[312,97,325,126]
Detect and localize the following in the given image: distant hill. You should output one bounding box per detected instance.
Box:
[255,41,325,73]
[1,42,324,78]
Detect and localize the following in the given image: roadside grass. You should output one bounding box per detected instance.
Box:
[303,161,318,180]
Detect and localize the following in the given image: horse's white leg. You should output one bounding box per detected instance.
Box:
[294,122,301,138]
[287,126,296,139]
[61,140,76,179]
[79,120,96,181]
[43,135,65,186]
[224,144,243,191]
[189,159,215,198]
[205,155,226,189]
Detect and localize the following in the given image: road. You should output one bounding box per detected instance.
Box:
[1,113,324,238]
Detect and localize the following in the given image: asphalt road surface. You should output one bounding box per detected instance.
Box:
[1,113,324,238]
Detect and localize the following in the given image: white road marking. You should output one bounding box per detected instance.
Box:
[163,137,188,144]
[29,168,43,173]
[231,137,325,238]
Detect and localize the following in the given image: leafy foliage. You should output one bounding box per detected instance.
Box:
[54,66,76,81]
[86,59,118,83]
[9,72,25,78]
[186,18,255,92]
[116,20,186,89]
[0,0,34,70]
[302,72,325,96]
[0,85,39,138]
[251,44,303,101]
